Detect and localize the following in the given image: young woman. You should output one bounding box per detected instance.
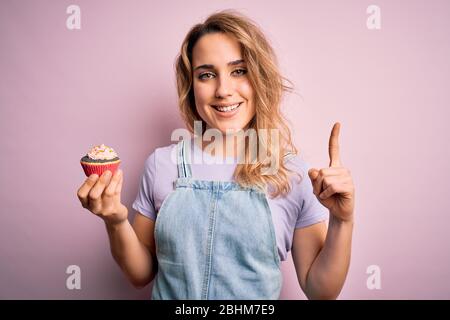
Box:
[77,10,355,300]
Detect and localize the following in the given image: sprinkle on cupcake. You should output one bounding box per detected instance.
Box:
[87,144,118,160]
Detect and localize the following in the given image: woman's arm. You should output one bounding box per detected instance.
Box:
[105,211,157,288]
[291,216,353,299]
[77,170,157,289]
[292,122,355,299]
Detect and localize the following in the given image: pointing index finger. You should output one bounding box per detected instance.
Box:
[329,122,342,167]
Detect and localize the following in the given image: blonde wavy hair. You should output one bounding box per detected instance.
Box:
[174,9,300,198]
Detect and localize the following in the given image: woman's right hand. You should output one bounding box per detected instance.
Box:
[77,169,128,226]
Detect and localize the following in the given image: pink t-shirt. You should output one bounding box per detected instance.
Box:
[132,141,329,261]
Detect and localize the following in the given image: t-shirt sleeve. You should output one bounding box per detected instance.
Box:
[295,161,329,229]
[132,151,157,220]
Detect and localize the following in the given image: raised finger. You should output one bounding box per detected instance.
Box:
[329,122,342,168]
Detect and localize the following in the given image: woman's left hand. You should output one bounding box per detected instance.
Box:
[308,122,355,222]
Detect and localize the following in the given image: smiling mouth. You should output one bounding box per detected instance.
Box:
[211,102,243,113]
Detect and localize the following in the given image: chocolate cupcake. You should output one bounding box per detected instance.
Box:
[80,144,121,177]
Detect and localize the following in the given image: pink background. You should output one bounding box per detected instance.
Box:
[1,0,449,299]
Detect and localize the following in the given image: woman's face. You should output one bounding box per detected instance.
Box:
[192,32,255,134]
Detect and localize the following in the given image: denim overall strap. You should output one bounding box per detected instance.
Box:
[176,140,192,179]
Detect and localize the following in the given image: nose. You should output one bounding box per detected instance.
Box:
[215,75,233,98]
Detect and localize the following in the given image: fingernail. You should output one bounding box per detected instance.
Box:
[89,174,99,180]
[117,169,122,176]
[105,170,112,177]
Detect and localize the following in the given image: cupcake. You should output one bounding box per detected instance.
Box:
[80,144,121,177]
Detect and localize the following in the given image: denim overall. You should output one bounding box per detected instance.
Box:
[151,140,282,299]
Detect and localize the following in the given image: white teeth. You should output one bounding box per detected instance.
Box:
[213,103,241,112]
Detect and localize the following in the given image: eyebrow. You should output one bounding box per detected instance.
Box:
[193,59,245,72]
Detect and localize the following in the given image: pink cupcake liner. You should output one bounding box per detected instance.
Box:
[80,161,121,177]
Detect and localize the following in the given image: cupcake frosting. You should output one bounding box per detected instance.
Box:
[87,144,118,160]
